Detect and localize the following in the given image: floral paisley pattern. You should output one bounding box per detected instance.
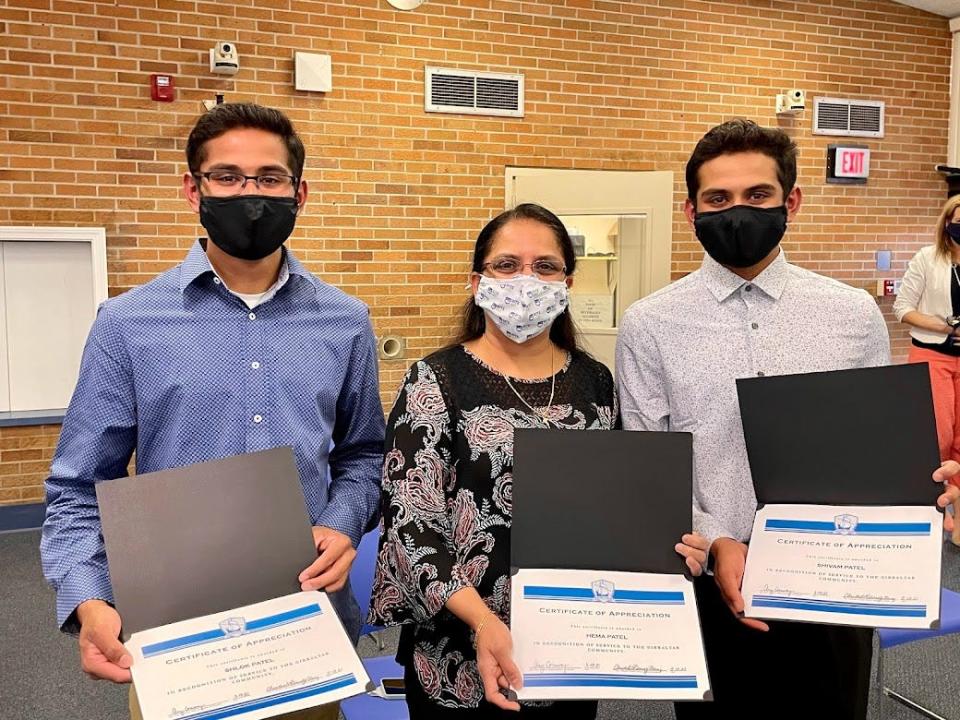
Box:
[369,345,618,708]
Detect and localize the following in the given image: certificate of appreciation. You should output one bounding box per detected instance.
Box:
[126,592,371,720]
[742,504,943,629]
[511,568,711,701]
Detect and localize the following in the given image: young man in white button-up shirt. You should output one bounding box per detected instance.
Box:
[616,119,926,719]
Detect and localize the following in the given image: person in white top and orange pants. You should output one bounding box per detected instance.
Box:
[895,193,960,545]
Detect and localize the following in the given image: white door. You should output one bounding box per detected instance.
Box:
[505,168,674,370]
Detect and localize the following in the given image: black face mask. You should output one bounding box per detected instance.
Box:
[199,195,299,261]
[694,205,788,268]
[946,222,960,243]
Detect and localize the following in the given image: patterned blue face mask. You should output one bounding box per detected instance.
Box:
[474,274,569,343]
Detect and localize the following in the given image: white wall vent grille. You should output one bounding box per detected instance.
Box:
[813,97,884,138]
[425,67,524,117]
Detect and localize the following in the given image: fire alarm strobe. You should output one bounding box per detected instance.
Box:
[150,74,175,102]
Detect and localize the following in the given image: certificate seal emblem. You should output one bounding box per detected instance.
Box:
[591,579,614,602]
[833,514,858,535]
[219,617,248,637]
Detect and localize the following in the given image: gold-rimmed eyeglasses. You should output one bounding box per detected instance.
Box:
[481,258,567,280]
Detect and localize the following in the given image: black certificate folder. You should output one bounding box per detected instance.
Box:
[511,429,692,575]
[737,363,940,506]
[96,447,318,639]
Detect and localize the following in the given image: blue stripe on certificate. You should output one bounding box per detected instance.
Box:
[522,586,684,604]
[141,604,323,658]
[752,595,927,617]
[524,673,698,688]
[174,673,357,720]
[763,520,931,536]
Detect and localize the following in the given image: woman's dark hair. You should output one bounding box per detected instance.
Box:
[452,203,581,352]
[685,118,797,202]
[186,103,305,179]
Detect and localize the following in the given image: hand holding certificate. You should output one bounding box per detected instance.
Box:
[737,365,946,630]
[97,449,373,718]
[510,430,711,702]
[126,592,370,720]
[741,504,943,628]
[511,569,709,701]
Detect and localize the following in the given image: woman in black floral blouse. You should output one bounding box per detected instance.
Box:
[369,204,704,718]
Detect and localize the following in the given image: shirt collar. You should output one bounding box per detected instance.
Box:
[699,248,789,302]
[179,239,316,294]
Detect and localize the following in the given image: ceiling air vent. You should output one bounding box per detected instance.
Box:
[813,97,884,138]
[425,66,524,118]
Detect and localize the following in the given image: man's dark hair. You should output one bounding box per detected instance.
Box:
[451,203,581,353]
[685,118,797,202]
[186,103,305,179]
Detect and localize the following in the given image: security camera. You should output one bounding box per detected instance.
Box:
[775,89,805,115]
[210,41,239,76]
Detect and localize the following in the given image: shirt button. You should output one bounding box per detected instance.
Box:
[751,322,759,330]
[757,371,765,377]
[213,277,221,285]
[251,361,261,369]
[248,312,257,320]
[253,414,263,424]
[745,285,753,292]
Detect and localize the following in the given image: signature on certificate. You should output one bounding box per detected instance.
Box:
[530,661,583,673]
[266,675,322,694]
[170,703,219,719]
[844,593,897,604]
[612,664,666,674]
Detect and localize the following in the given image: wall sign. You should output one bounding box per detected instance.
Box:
[826,144,870,185]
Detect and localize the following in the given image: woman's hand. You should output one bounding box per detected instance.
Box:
[675,532,710,576]
[475,613,523,711]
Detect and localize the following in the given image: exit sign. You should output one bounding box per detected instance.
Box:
[836,147,870,177]
[827,144,869,185]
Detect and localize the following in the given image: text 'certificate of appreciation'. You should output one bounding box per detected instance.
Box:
[126,592,371,720]
[742,504,943,629]
[511,569,711,701]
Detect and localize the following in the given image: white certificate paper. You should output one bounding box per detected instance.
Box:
[126,592,371,720]
[743,504,943,629]
[511,569,711,701]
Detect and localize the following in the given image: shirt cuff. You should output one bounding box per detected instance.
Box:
[314,509,363,548]
[423,568,472,620]
[694,516,737,550]
[56,565,115,634]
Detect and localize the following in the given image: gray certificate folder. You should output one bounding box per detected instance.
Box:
[96,447,317,639]
[511,429,692,575]
[737,363,940,506]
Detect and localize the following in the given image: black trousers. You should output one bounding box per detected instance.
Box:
[674,576,873,720]
[403,661,598,720]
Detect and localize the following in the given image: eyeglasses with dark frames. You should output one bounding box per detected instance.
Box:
[194,171,299,194]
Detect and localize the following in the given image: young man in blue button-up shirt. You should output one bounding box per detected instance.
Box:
[40,104,385,719]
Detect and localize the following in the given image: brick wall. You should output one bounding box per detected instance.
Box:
[0,424,59,504]
[0,0,951,504]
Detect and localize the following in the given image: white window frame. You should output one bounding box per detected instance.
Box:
[0,226,108,413]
